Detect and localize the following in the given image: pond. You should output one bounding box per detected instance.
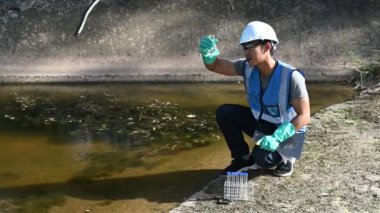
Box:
[0,83,356,213]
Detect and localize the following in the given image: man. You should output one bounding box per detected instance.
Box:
[198,21,310,177]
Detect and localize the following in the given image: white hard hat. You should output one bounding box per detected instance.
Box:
[239,21,279,44]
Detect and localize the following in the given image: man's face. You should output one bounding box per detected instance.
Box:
[241,41,268,66]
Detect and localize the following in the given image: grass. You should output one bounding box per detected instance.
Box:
[352,55,380,88]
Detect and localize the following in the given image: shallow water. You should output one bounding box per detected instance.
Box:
[0,83,356,212]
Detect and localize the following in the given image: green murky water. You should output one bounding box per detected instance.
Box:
[0,83,355,212]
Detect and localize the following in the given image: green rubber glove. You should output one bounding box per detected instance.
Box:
[198,35,220,64]
[257,122,296,152]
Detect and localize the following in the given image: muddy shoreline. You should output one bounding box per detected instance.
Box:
[0,59,353,83]
[170,85,380,212]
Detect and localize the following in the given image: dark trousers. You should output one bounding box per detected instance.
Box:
[216,104,283,169]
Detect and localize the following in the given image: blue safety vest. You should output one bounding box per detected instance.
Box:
[243,60,307,133]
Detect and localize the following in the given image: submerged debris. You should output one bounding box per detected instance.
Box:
[0,92,220,153]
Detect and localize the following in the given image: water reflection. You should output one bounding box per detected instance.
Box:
[0,83,356,212]
[0,170,220,202]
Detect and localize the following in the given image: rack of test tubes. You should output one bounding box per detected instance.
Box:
[224,172,249,201]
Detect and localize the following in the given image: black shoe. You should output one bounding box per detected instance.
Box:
[222,157,254,175]
[273,161,293,177]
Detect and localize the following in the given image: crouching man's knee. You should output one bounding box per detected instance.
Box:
[252,147,282,169]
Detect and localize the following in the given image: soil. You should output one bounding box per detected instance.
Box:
[170,83,380,212]
[1,0,379,82]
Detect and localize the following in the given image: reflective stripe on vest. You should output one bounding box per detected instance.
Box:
[244,60,305,132]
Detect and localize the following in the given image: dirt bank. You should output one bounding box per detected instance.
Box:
[1,0,379,82]
[170,86,380,212]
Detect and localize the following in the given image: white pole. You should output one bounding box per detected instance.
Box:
[76,0,100,36]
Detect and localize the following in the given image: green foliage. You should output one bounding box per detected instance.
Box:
[348,52,380,87]
[358,59,380,80]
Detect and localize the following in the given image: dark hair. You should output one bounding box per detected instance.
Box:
[262,40,276,55]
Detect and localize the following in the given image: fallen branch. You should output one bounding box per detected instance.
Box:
[76,0,100,36]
